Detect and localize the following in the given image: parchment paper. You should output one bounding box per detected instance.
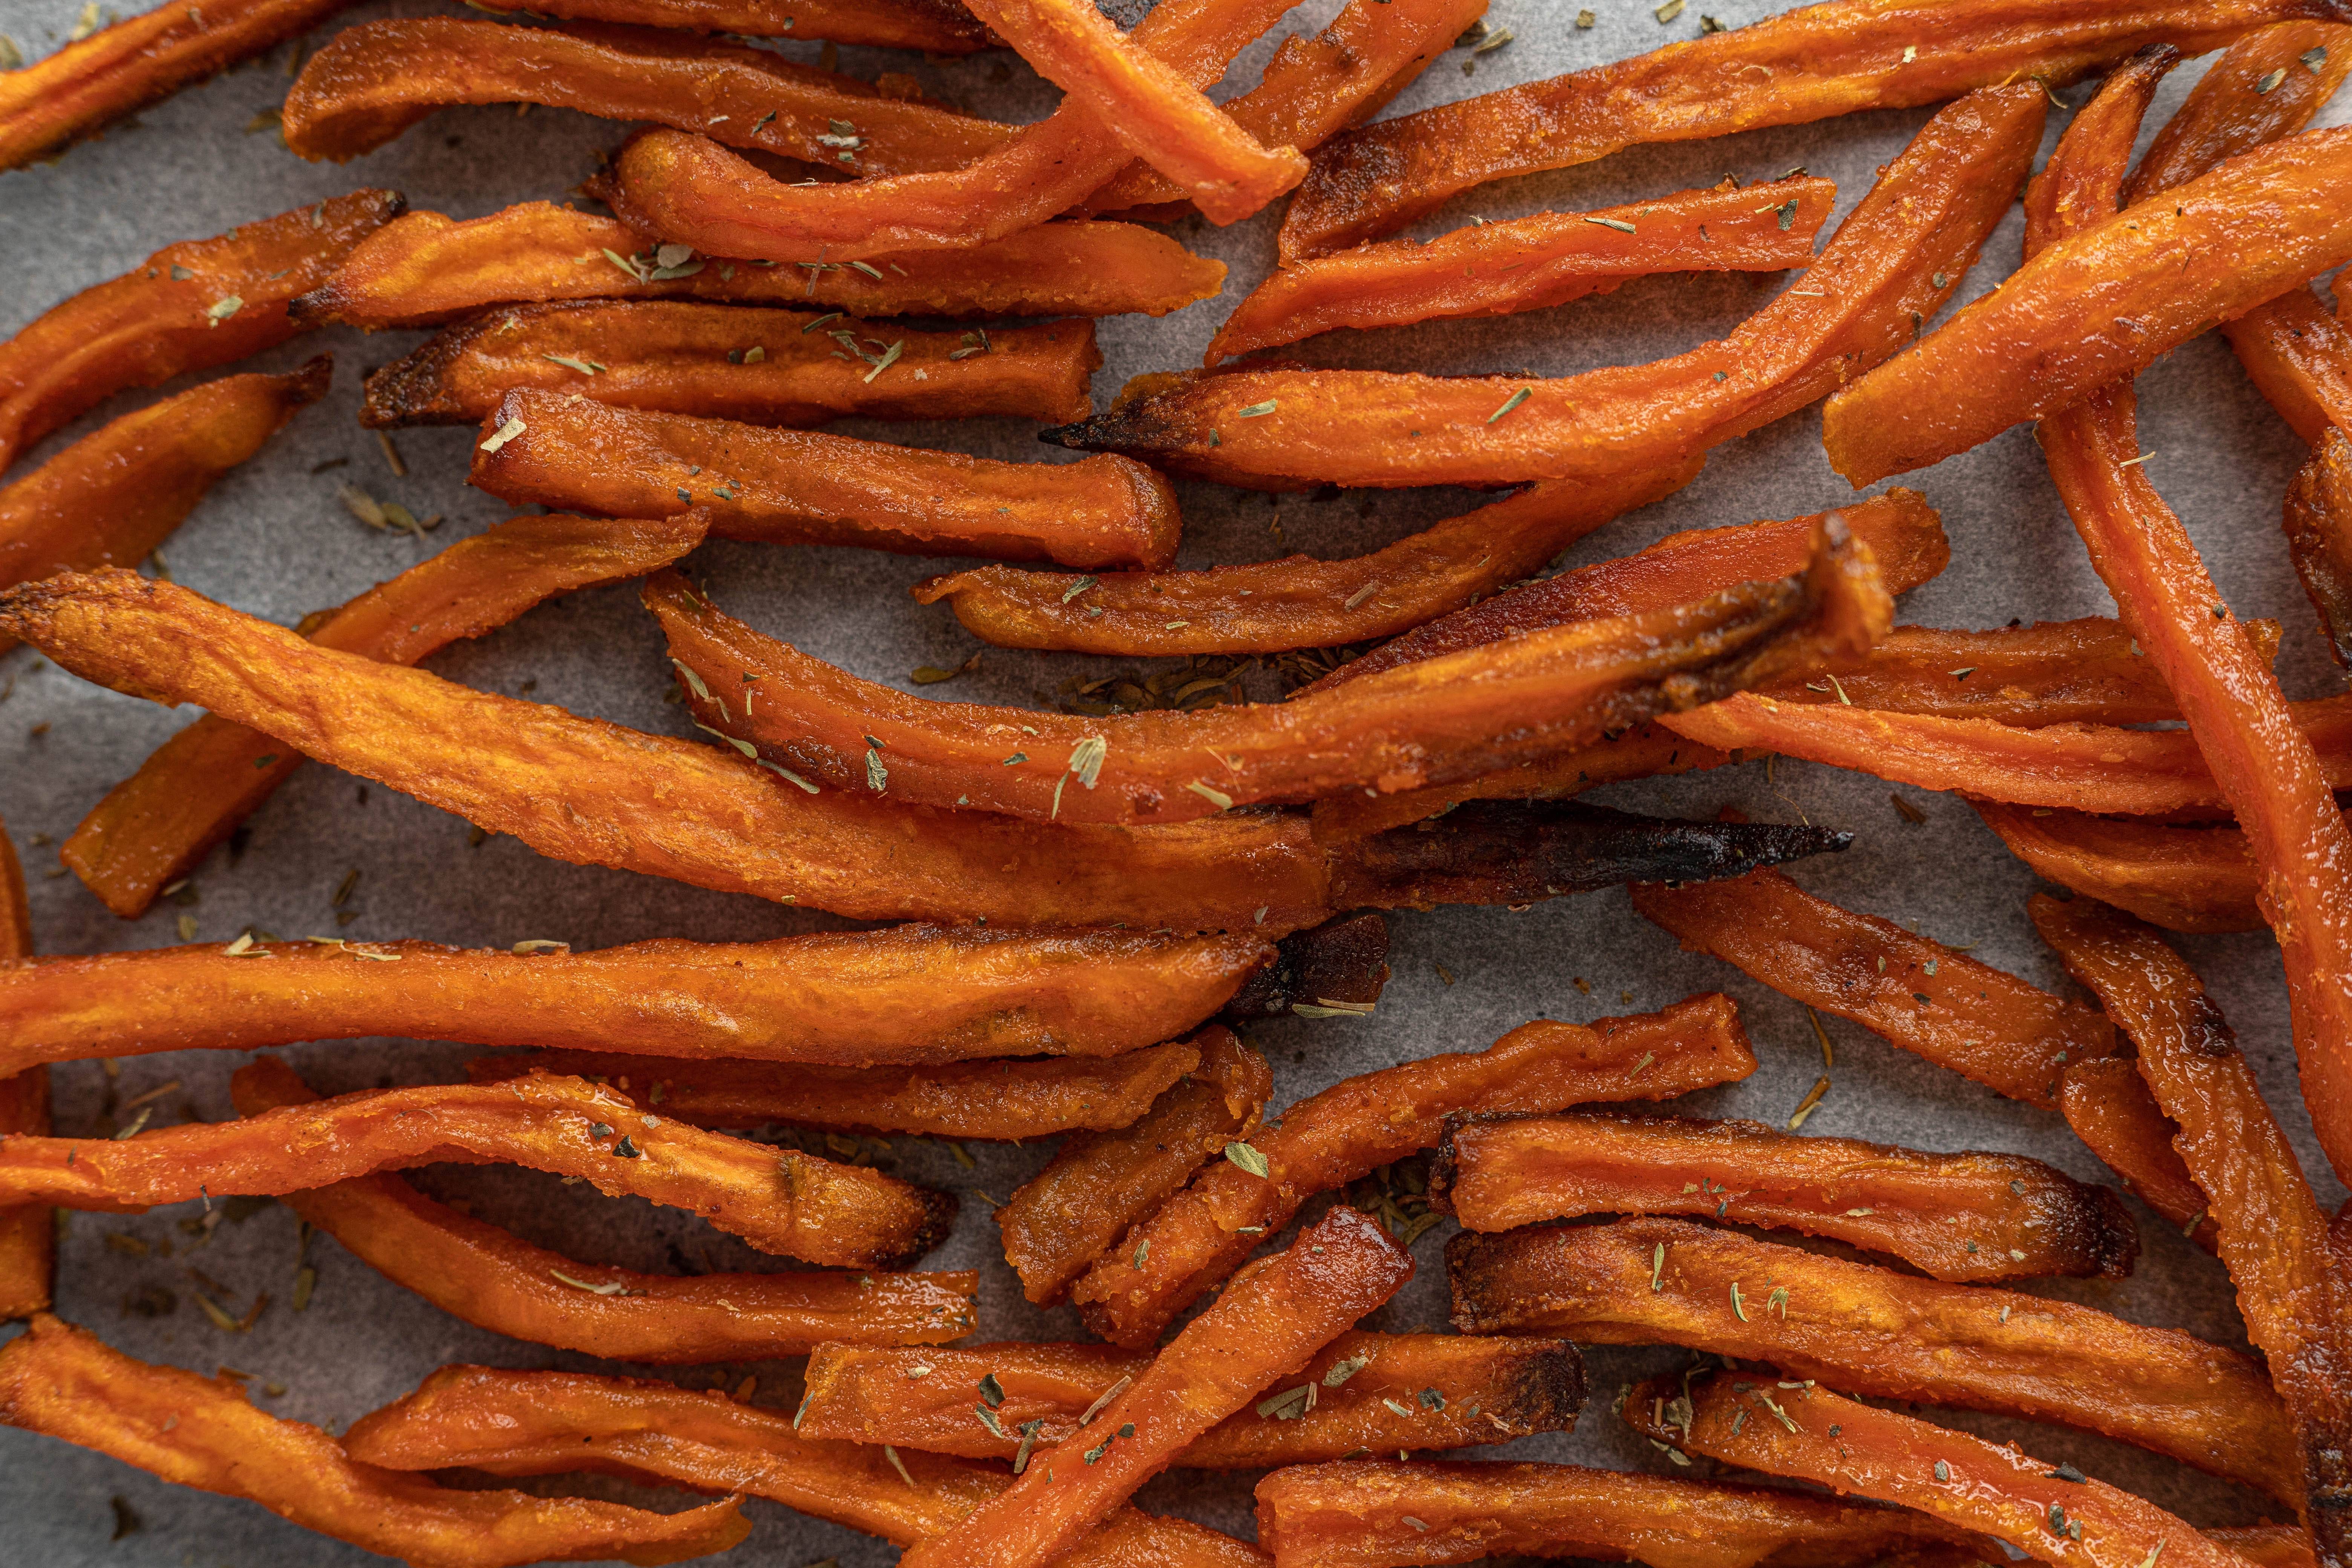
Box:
[1,0,2345,1560]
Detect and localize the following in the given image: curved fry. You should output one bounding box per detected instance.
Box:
[499,0,989,50]
[0,812,43,1321]
[2285,426,2352,663]
[1971,801,2268,934]
[2058,1057,2219,1252]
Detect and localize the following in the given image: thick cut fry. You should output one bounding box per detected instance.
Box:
[1071,995,1756,1348]
[468,1039,1203,1138]
[233,1058,975,1360]
[0,925,1266,1075]
[369,302,1096,429]
[798,1331,1581,1468]
[2058,1057,2219,1251]
[63,512,704,919]
[1456,1217,2297,1502]
[284,20,1012,166]
[471,390,1171,571]
[2031,894,2352,1548]
[0,361,328,654]
[1002,1028,1269,1306]
[1631,867,2116,1108]
[1974,801,2266,934]
[2288,426,2352,665]
[0,1315,748,1566]
[295,206,1222,330]
[1626,1370,2249,1568]
[666,530,1891,825]
[501,0,989,50]
[0,1063,952,1266]
[0,190,396,477]
[1277,0,2338,260]
[1208,177,1833,363]
[900,1206,1412,1568]
[963,0,1303,224]
[1051,87,2040,492]
[345,1365,1270,1566]
[1253,1459,1985,1568]
[0,814,43,1321]
[1433,1110,2136,1282]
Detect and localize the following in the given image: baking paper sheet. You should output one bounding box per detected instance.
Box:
[1,0,2346,1559]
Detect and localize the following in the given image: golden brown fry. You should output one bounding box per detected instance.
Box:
[1457,1217,2297,1502]
[472,390,1175,571]
[0,1315,750,1566]
[2287,425,2352,666]
[1972,801,2268,934]
[2058,1057,2219,1251]
[1433,1110,2136,1282]
[1071,995,1757,1348]
[0,812,44,1321]
[505,0,990,50]
[233,1057,976,1360]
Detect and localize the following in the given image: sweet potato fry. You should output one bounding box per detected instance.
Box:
[1972,801,2267,933]
[1002,1027,1269,1306]
[1631,866,2116,1108]
[2031,893,2352,1548]
[2058,1057,2219,1251]
[1208,177,1834,364]
[471,390,1172,571]
[1049,87,2041,491]
[368,302,1096,429]
[293,205,1225,330]
[1432,1110,2136,1282]
[899,1205,1411,1568]
[284,20,1011,167]
[963,0,1304,225]
[0,189,395,477]
[2287,426,2352,664]
[1070,995,1757,1348]
[1252,1458,1985,1568]
[1625,1369,2250,1568]
[0,1317,750,1566]
[0,361,328,654]
[345,1364,1270,1566]
[1276,0,2335,260]
[0,1062,952,1266]
[799,1331,1582,1468]
[0,0,359,170]
[61,511,704,919]
[1456,1217,2296,1502]
[503,0,990,50]
[232,1058,975,1360]
[1219,912,1390,1020]
[0,813,44,1322]
[0,924,1267,1075]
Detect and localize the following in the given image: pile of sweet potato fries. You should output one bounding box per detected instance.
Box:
[5,0,2352,1561]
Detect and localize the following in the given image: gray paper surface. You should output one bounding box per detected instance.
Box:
[0,0,2346,1561]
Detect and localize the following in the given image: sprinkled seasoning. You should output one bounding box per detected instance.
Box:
[884,1445,914,1486]
[542,353,604,374]
[1786,1076,1830,1129]
[1186,780,1235,810]
[479,417,526,453]
[1729,1280,1748,1320]
[550,1269,628,1295]
[1060,576,1098,604]
[1223,1139,1269,1177]
[1654,0,1683,20]
[1236,400,1279,418]
[1323,1351,1372,1387]
[2256,67,2288,94]
[2305,46,2329,72]
[1585,216,1637,234]
[1651,1242,1666,1291]
[206,296,243,323]
[1487,386,1533,422]
[863,340,905,383]
[866,747,888,792]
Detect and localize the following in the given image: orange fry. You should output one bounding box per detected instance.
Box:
[233,1058,976,1360]
[897,1206,1412,1568]
[502,0,990,50]
[0,1063,952,1266]
[1207,176,1834,363]
[1070,995,1757,1348]
[2287,425,2352,667]
[2058,1057,2219,1251]
[472,390,1174,571]
[0,1316,749,1567]
[1458,1217,2296,1502]
[1971,801,2269,933]
[0,812,45,1321]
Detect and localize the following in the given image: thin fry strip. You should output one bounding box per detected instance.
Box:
[1070,995,1758,1349]
[2287,426,2352,664]
[502,0,990,51]
[799,1332,1583,1468]
[1276,0,2337,259]
[663,530,1890,825]
[284,20,1012,166]
[1208,177,1835,364]
[0,361,329,655]
[1048,87,2043,491]
[1455,1217,2297,1503]
[0,925,1269,1075]
[0,1061,954,1267]
[291,205,1226,330]
[233,1058,977,1360]
[1001,1027,1270,1306]
[1624,1370,2251,1568]
[1971,801,2270,934]
[466,1039,1205,1138]
[471,390,1175,571]
[1630,866,2116,1108]
[2058,1057,2219,1251]
[899,1206,1412,1568]
[0,190,398,476]
[343,1364,1271,1565]
[1433,1109,2137,1282]
[961,0,1305,225]
[0,812,45,1321]
[1252,1458,1984,1568]
[2031,894,2352,1545]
